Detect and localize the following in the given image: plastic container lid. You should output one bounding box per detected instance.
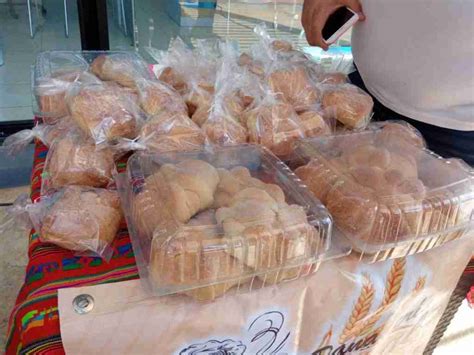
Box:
[292,121,474,262]
[115,144,338,300]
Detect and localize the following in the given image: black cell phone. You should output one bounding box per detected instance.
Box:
[322,7,358,44]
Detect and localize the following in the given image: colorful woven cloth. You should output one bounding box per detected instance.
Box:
[5,141,139,354]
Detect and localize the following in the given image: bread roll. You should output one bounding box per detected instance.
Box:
[145,160,220,224]
[140,112,206,153]
[90,54,147,88]
[238,53,265,77]
[40,186,122,254]
[375,122,425,156]
[185,86,214,126]
[137,79,187,117]
[271,39,293,52]
[317,72,348,85]
[213,166,285,208]
[68,83,139,143]
[295,160,341,204]
[203,116,248,145]
[246,102,304,157]
[322,84,374,129]
[268,67,319,110]
[45,135,114,190]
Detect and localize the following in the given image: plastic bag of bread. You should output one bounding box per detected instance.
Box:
[292,124,474,261]
[115,145,332,300]
[135,78,187,117]
[26,186,122,259]
[268,64,319,111]
[2,117,76,155]
[115,111,207,155]
[90,52,150,88]
[244,96,307,157]
[33,51,89,121]
[67,81,142,145]
[41,132,115,194]
[321,84,374,129]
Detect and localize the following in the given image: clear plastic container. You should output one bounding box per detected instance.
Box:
[291,122,474,262]
[115,144,339,301]
[32,51,150,120]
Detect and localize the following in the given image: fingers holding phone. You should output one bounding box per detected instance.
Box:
[302,0,365,50]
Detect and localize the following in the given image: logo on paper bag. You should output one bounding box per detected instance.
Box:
[180,311,290,354]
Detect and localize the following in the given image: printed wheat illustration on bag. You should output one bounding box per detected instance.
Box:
[317,257,427,353]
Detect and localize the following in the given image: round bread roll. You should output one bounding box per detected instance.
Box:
[343,144,391,169]
[322,84,374,129]
[40,186,122,254]
[203,116,248,146]
[295,160,342,204]
[68,84,139,143]
[375,122,425,154]
[268,66,319,110]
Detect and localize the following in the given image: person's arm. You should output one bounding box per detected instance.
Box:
[302,0,365,50]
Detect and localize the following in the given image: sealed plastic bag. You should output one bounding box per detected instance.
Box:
[267,64,320,112]
[2,117,75,155]
[116,111,207,154]
[135,78,187,117]
[90,52,150,88]
[30,186,122,259]
[67,81,143,145]
[41,132,115,194]
[321,83,374,129]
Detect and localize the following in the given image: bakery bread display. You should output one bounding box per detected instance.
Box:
[42,134,114,192]
[35,186,122,257]
[294,122,474,255]
[90,53,149,88]
[118,145,331,300]
[321,84,374,129]
[68,82,140,144]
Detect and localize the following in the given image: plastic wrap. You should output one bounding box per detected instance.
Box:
[28,186,122,260]
[116,111,207,154]
[2,117,76,155]
[90,52,150,88]
[41,133,115,194]
[267,64,320,112]
[67,80,142,145]
[321,84,374,129]
[135,78,187,117]
[33,52,89,120]
[115,145,334,300]
[292,122,474,261]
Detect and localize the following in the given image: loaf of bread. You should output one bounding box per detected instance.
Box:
[137,79,187,117]
[44,134,114,191]
[149,225,251,301]
[246,101,304,157]
[90,54,148,88]
[68,83,139,143]
[322,84,374,129]
[40,186,122,255]
[298,110,331,138]
[268,66,319,110]
[140,112,206,153]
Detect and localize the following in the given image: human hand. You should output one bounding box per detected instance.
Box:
[302,0,365,50]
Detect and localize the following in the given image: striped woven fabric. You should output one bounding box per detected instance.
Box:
[5,141,139,354]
